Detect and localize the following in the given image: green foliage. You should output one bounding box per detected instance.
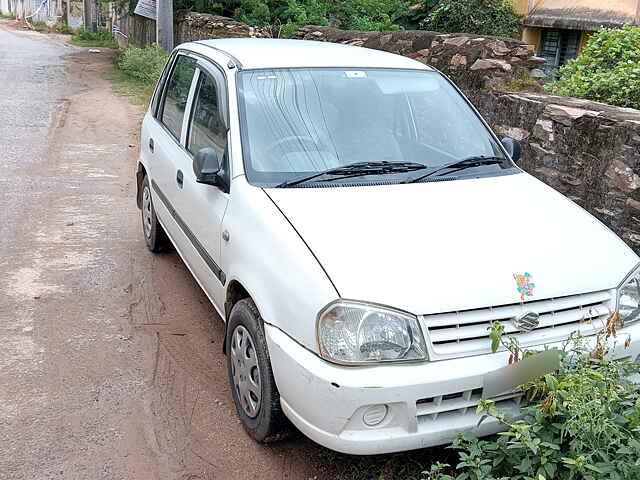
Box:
[30,20,48,32]
[71,27,117,47]
[546,26,640,109]
[114,44,169,84]
[174,0,410,36]
[107,45,169,105]
[57,22,72,34]
[418,0,519,37]
[0,13,16,19]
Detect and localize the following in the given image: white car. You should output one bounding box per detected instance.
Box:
[136,38,640,455]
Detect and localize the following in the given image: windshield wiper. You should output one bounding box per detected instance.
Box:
[404,156,505,184]
[276,161,429,188]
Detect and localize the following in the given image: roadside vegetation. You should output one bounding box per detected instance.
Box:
[418,0,519,37]
[168,0,519,37]
[547,26,640,110]
[106,45,168,104]
[30,20,48,31]
[0,13,16,19]
[70,26,117,47]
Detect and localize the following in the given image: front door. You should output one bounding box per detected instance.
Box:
[171,62,231,310]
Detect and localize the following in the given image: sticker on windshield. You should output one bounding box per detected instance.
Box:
[256,75,278,80]
[513,272,535,301]
[345,71,367,79]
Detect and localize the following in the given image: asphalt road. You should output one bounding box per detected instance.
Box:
[0,24,333,480]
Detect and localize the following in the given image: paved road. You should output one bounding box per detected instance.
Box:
[0,25,332,479]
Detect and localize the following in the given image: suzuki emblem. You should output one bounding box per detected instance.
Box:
[512,311,540,332]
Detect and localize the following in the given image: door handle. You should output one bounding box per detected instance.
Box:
[176,169,184,188]
[149,138,154,153]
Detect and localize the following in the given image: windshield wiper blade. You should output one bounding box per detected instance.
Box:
[276,161,428,188]
[404,156,505,184]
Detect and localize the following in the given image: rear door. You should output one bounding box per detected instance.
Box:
[145,53,198,242]
[171,61,231,309]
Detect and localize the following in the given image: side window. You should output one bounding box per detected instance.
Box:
[188,70,230,188]
[160,55,197,140]
[188,73,226,153]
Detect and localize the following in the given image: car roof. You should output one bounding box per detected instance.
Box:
[181,38,432,71]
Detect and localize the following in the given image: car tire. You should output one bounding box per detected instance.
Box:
[141,175,170,253]
[227,298,291,443]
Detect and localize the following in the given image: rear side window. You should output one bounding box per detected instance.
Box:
[160,55,197,140]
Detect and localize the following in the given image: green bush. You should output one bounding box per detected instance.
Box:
[57,22,72,34]
[546,26,640,110]
[418,0,519,37]
[426,321,640,480]
[115,44,169,85]
[175,0,410,36]
[30,20,48,32]
[71,26,116,47]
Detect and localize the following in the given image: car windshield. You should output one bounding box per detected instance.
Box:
[237,68,515,187]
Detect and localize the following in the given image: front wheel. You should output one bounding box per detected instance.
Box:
[227,298,290,442]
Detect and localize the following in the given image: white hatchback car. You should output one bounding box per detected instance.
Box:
[137,38,640,455]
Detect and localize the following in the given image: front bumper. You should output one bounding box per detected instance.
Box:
[265,323,640,455]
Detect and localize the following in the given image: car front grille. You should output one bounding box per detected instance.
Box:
[416,388,523,422]
[420,290,615,360]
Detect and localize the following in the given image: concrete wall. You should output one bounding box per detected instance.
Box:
[296,26,640,251]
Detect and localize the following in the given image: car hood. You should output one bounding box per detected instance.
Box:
[265,173,638,315]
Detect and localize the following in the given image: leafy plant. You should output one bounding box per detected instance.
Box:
[71,26,117,47]
[418,0,519,37]
[174,0,410,36]
[57,22,72,34]
[30,20,48,32]
[546,26,640,109]
[106,45,169,105]
[114,44,169,84]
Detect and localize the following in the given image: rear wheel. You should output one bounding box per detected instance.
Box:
[141,175,170,252]
[227,298,290,442]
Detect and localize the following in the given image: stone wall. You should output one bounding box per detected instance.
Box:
[295,26,547,94]
[295,25,640,251]
[174,11,267,44]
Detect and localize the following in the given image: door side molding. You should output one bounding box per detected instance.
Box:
[151,179,227,285]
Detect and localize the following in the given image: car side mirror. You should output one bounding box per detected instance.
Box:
[193,147,221,185]
[501,137,522,164]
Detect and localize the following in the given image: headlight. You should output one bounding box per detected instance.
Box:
[317,300,427,365]
[619,265,640,325]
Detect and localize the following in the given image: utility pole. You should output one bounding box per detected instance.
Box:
[83,0,91,31]
[156,0,173,51]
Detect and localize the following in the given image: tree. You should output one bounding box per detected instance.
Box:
[547,26,640,109]
[418,0,519,37]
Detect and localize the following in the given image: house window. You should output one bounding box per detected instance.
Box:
[539,28,580,74]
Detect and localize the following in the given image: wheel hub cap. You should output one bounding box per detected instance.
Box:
[142,186,152,240]
[230,325,262,418]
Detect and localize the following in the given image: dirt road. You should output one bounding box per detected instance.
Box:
[0,25,340,480]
